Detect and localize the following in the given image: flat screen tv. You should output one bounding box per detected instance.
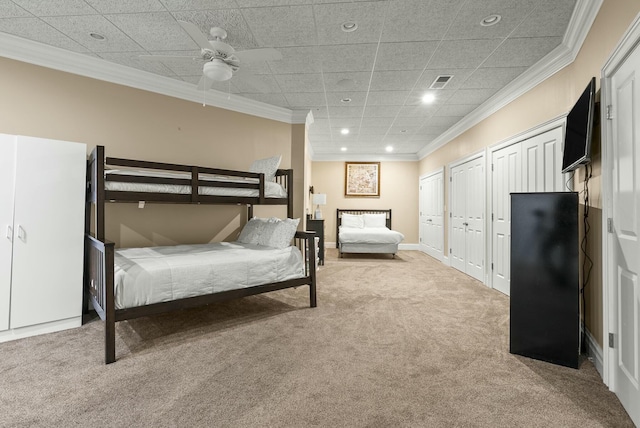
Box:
[561,77,596,173]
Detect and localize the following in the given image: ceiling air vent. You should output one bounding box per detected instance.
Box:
[430,75,453,89]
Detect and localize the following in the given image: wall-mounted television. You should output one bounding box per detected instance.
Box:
[561,77,596,173]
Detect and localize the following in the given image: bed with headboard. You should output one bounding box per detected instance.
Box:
[336,209,404,257]
[84,146,317,364]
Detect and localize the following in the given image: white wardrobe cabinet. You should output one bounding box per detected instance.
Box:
[0,134,86,341]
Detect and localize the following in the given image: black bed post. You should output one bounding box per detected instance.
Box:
[286,169,293,218]
[95,146,105,241]
[307,232,317,308]
[104,244,116,364]
[247,204,254,219]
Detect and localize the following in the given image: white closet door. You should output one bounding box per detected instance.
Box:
[10,136,86,329]
[450,165,467,272]
[522,127,564,192]
[0,135,16,332]
[419,170,444,260]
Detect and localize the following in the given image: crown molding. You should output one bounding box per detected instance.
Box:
[0,32,294,124]
[417,0,602,160]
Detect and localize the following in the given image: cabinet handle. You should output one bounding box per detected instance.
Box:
[17,225,26,242]
[5,225,12,242]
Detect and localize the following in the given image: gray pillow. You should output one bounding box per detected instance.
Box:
[249,155,282,182]
[237,217,270,245]
[258,218,300,249]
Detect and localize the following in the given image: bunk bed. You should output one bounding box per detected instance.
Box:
[336,209,404,257]
[84,146,316,364]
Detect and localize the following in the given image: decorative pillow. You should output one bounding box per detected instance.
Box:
[249,155,282,182]
[341,213,364,228]
[363,213,387,228]
[258,217,300,249]
[237,217,271,245]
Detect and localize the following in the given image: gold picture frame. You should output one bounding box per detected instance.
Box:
[345,162,380,197]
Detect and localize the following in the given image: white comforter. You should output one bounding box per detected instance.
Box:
[105,169,287,198]
[338,227,405,244]
[114,242,304,310]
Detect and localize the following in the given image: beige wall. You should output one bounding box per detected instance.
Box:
[418,0,640,348]
[0,57,295,248]
[311,161,419,244]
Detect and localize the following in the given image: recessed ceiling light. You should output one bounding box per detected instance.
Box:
[385,146,393,152]
[341,128,349,135]
[341,97,352,103]
[341,21,358,32]
[480,14,501,26]
[422,93,436,104]
[89,32,106,40]
[341,147,347,152]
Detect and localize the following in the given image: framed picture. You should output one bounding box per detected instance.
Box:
[345,162,380,197]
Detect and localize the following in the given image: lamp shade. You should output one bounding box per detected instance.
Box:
[203,59,233,81]
[312,193,327,205]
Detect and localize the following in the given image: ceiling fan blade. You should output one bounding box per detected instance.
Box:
[177,20,212,50]
[234,48,282,63]
[139,54,198,62]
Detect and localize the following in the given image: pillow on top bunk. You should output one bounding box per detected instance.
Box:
[258,217,300,249]
[249,155,282,182]
[363,213,387,228]
[341,213,364,228]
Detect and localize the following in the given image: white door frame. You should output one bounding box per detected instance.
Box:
[419,167,444,261]
[601,10,640,391]
[486,117,567,291]
[448,150,486,283]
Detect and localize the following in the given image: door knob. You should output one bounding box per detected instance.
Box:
[5,225,12,242]
[17,225,26,242]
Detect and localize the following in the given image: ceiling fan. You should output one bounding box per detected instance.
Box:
[141,20,282,92]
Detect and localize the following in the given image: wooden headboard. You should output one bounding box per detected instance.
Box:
[336,209,392,248]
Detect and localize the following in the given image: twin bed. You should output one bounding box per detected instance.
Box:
[336,209,405,257]
[85,146,317,364]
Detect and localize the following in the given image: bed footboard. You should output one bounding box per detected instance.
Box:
[85,235,117,363]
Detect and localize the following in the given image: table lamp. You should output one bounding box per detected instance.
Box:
[312,193,326,219]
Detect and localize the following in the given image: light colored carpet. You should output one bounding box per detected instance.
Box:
[0,249,633,427]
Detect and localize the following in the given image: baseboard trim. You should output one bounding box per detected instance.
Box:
[583,327,604,377]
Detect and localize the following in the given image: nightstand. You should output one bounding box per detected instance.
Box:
[306,218,325,265]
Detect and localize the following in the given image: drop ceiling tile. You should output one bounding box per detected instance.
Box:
[329,117,362,128]
[160,0,237,10]
[322,72,372,92]
[0,17,90,52]
[433,104,477,117]
[393,116,427,127]
[85,0,165,14]
[363,105,402,118]
[428,39,502,69]
[317,44,377,73]
[382,0,466,42]
[0,1,30,17]
[423,116,462,127]
[170,9,257,49]
[233,74,281,93]
[142,50,203,74]
[267,47,322,74]
[357,134,385,143]
[398,104,439,117]
[462,67,527,89]
[11,0,97,16]
[237,93,289,107]
[43,15,144,52]
[370,70,422,91]
[105,12,198,51]
[275,73,324,93]
[361,116,394,127]
[307,106,328,118]
[387,126,420,135]
[284,92,326,107]
[484,37,562,67]
[313,1,387,45]
[445,0,537,40]
[240,5,316,47]
[327,105,364,118]
[374,41,440,71]
[358,127,391,136]
[235,0,313,7]
[99,52,177,76]
[447,88,499,104]
[365,91,411,106]
[511,0,576,38]
[407,88,455,105]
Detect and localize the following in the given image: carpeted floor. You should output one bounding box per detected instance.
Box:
[0,249,633,427]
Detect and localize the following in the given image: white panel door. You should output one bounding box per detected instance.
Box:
[522,127,564,192]
[609,42,640,426]
[9,136,86,329]
[0,135,16,332]
[450,155,485,281]
[491,143,521,295]
[419,170,444,260]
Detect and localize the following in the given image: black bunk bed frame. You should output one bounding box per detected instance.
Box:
[84,146,317,364]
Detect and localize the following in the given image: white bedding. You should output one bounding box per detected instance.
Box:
[105,169,287,198]
[114,241,304,309]
[338,226,405,244]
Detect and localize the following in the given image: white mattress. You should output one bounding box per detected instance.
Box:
[338,226,405,244]
[105,169,287,198]
[114,241,304,310]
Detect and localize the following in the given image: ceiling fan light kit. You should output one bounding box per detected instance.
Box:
[204,59,233,81]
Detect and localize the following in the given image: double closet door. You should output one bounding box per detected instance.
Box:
[0,134,86,340]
